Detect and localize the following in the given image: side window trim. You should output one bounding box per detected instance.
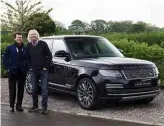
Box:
[52,38,67,58]
[41,38,54,52]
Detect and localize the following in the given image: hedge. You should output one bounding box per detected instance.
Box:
[1,40,164,88]
[1,42,11,77]
[1,34,13,43]
[103,32,164,48]
[111,39,164,87]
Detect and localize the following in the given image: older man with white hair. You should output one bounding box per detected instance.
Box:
[26,29,52,114]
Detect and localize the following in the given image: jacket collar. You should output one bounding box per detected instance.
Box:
[13,42,25,53]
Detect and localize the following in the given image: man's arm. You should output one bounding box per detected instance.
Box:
[44,42,52,69]
[3,46,10,71]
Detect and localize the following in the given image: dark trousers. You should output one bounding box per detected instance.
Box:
[30,70,48,109]
[8,72,26,108]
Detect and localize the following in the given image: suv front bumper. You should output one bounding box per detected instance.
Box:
[106,89,160,101]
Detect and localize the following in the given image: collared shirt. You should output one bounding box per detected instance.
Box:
[32,41,39,46]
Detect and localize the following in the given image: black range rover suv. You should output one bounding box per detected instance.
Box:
[25,35,160,110]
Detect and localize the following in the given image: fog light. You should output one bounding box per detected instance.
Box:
[106,84,124,89]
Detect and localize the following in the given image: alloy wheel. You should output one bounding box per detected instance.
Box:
[25,73,32,95]
[77,80,94,108]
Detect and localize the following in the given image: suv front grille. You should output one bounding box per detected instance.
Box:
[122,66,155,80]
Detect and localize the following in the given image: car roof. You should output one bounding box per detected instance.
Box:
[41,35,104,39]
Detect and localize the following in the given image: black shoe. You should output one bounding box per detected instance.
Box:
[28,106,39,113]
[16,106,24,112]
[41,108,48,114]
[10,108,14,112]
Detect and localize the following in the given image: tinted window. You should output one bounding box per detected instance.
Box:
[65,37,124,59]
[51,39,67,57]
[42,39,53,52]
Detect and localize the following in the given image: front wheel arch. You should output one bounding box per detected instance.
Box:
[75,74,97,89]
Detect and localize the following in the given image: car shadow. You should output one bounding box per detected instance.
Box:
[48,92,157,111]
[100,100,156,111]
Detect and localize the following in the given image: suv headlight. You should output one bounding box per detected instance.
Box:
[99,70,122,77]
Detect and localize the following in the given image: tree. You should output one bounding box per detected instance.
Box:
[55,21,67,34]
[24,13,56,36]
[91,20,107,34]
[68,19,86,34]
[107,21,133,33]
[82,22,91,34]
[1,0,52,33]
[130,21,148,33]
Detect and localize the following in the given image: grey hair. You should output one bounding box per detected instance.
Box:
[27,29,40,42]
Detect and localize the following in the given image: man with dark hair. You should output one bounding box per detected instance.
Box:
[3,32,27,112]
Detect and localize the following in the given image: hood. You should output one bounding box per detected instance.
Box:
[72,57,156,69]
[82,57,154,65]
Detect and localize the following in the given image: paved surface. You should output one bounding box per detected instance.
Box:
[1,78,164,126]
[1,104,156,126]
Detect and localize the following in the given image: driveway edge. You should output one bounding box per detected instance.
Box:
[1,102,162,126]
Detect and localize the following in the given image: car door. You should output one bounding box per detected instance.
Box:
[48,39,73,91]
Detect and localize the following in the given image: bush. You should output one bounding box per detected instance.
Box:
[1,34,28,43]
[1,42,11,77]
[103,32,164,48]
[111,39,164,88]
[1,39,164,88]
[1,34,13,43]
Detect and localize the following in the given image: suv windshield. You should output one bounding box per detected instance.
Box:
[65,37,124,59]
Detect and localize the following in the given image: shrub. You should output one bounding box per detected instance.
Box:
[1,42,11,77]
[1,34,28,43]
[1,34,13,43]
[111,39,164,88]
[103,32,164,48]
[1,39,164,88]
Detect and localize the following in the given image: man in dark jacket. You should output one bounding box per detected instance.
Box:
[26,29,52,114]
[3,32,27,112]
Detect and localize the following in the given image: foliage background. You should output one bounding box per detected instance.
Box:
[1,34,164,88]
[1,0,164,88]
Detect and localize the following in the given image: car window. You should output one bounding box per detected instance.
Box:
[42,39,53,52]
[65,37,124,59]
[51,39,67,57]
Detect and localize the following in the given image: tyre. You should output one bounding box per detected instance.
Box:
[77,78,99,110]
[25,72,41,95]
[25,72,32,95]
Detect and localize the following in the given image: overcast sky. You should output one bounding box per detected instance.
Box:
[41,0,164,28]
[2,0,164,28]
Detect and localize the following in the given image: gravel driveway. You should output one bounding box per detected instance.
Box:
[1,78,164,125]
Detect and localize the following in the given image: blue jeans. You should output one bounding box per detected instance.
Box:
[30,70,48,109]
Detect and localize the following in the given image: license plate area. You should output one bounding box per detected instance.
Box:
[134,80,152,88]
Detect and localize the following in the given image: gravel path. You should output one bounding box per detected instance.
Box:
[1,78,164,125]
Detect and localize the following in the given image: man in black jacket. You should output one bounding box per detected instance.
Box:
[26,29,52,114]
[3,32,27,112]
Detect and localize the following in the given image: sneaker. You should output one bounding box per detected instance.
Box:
[16,106,24,112]
[10,108,14,112]
[28,106,39,113]
[41,108,48,114]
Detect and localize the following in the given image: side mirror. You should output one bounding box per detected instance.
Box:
[55,50,71,61]
[55,50,68,57]
[118,48,123,53]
